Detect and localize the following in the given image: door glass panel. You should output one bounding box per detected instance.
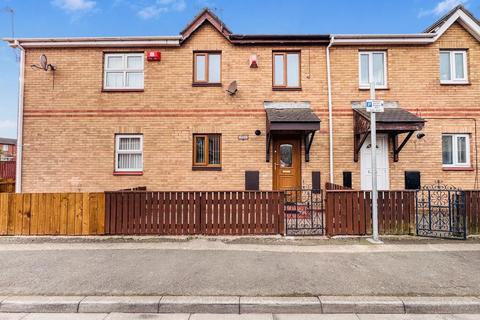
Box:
[457,136,467,164]
[280,144,293,168]
[442,135,453,164]
[195,137,205,164]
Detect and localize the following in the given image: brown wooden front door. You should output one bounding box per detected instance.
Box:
[273,137,301,191]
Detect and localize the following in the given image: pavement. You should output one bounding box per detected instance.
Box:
[1,314,480,320]
[0,236,479,296]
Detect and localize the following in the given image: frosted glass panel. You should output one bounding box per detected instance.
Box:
[274,55,284,86]
[208,54,221,83]
[107,56,123,69]
[280,144,293,168]
[195,55,206,81]
[127,56,143,69]
[372,53,385,86]
[106,72,124,88]
[455,53,464,79]
[126,72,144,88]
[287,53,299,87]
[440,52,451,81]
[360,54,369,85]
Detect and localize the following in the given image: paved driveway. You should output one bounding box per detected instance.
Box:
[0,237,479,296]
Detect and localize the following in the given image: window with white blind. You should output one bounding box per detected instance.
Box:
[115,135,143,172]
[440,50,468,84]
[442,134,470,167]
[359,51,387,89]
[104,53,144,90]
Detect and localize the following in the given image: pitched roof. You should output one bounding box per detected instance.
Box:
[0,138,16,145]
[424,5,480,33]
[266,108,320,123]
[180,8,232,42]
[355,108,425,124]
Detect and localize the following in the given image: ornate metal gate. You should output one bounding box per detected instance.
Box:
[284,189,324,236]
[416,183,467,239]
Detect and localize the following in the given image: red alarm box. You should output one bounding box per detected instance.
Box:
[147,51,161,61]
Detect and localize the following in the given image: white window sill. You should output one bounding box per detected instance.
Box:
[440,80,469,85]
[442,165,473,171]
[359,86,388,90]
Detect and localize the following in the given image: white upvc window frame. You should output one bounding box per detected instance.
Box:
[439,50,468,84]
[2,145,8,152]
[358,51,387,89]
[442,133,470,167]
[104,53,144,90]
[115,134,144,172]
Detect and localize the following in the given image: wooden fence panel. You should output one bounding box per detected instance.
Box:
[0,161,15,180]
[0,179,15,193]
[465,191,480,235]
[0,193,104,236]
[104,191,284,236]
[325,190,415,236]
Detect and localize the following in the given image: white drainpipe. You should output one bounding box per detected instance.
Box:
[326,36,335,183]
[11,40,25,193]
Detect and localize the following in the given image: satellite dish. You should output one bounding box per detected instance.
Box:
[226,81,238,95]
[40,54,48,71]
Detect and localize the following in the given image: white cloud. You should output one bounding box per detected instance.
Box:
[137,0,186,20]
[418,0,467,17]
[51,0,97,13]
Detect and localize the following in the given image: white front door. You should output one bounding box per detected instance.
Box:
[360,134,389,190]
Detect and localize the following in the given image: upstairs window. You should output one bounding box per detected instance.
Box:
[359,51,387,89]
[115,134,143,173]
[440,50,468,84]
[273,51,300,89]
[2,145,8,152]
[442,134,470,167]
[104,53,144,90]
[193,134,221,168]
[193,52,221,84]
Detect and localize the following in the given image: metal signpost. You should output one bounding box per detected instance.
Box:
[366,82,384,242]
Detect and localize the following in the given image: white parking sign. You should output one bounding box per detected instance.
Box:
[366,99,384,113]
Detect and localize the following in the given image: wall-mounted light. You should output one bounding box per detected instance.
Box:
[255,130,261,136]
[417,133,425,139]
[249,54,258,68]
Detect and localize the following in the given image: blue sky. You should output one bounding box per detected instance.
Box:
[0,0,479,139]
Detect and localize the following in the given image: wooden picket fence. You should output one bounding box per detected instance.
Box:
[465,191,480,235]
[0,193,105,235]
[0,161,15,180]
[325,190,415,236]
[105,191,285,235]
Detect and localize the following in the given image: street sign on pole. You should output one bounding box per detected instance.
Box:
[369,83,380,243]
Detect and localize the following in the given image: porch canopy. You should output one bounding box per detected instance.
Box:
[353,103,425,162]
[265,102,321,162]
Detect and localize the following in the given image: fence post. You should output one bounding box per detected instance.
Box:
[278,192,285,235]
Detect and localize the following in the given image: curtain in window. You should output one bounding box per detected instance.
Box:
[454,53,464,79]
[195,55,206,81]
[274,55,284,86]
[208,54,221,83]
[195,137,205,164]
[360,54,369,85]
[118,154,142,170]
[372,53,385,86]
[457,136,467,164]
[440,52,451,81]
[286,53,299,87]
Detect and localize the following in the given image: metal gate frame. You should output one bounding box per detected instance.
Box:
[416,183,467,240]
[284,189,324,236]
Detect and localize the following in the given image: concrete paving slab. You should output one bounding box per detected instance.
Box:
[78,296,161,313]
[240,297,322,314]
[159,296,239,313]
[320,296,405,314]
[357,315,480,320]
[22,314,107,320]
[190,314,273,320]
[105,313,190,320]
[274,314,358,320]
[402,297,480,314]
[0,296,84,313]
[0,314,28,320]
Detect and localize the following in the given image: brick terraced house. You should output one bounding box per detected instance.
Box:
[4,5,480,193]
